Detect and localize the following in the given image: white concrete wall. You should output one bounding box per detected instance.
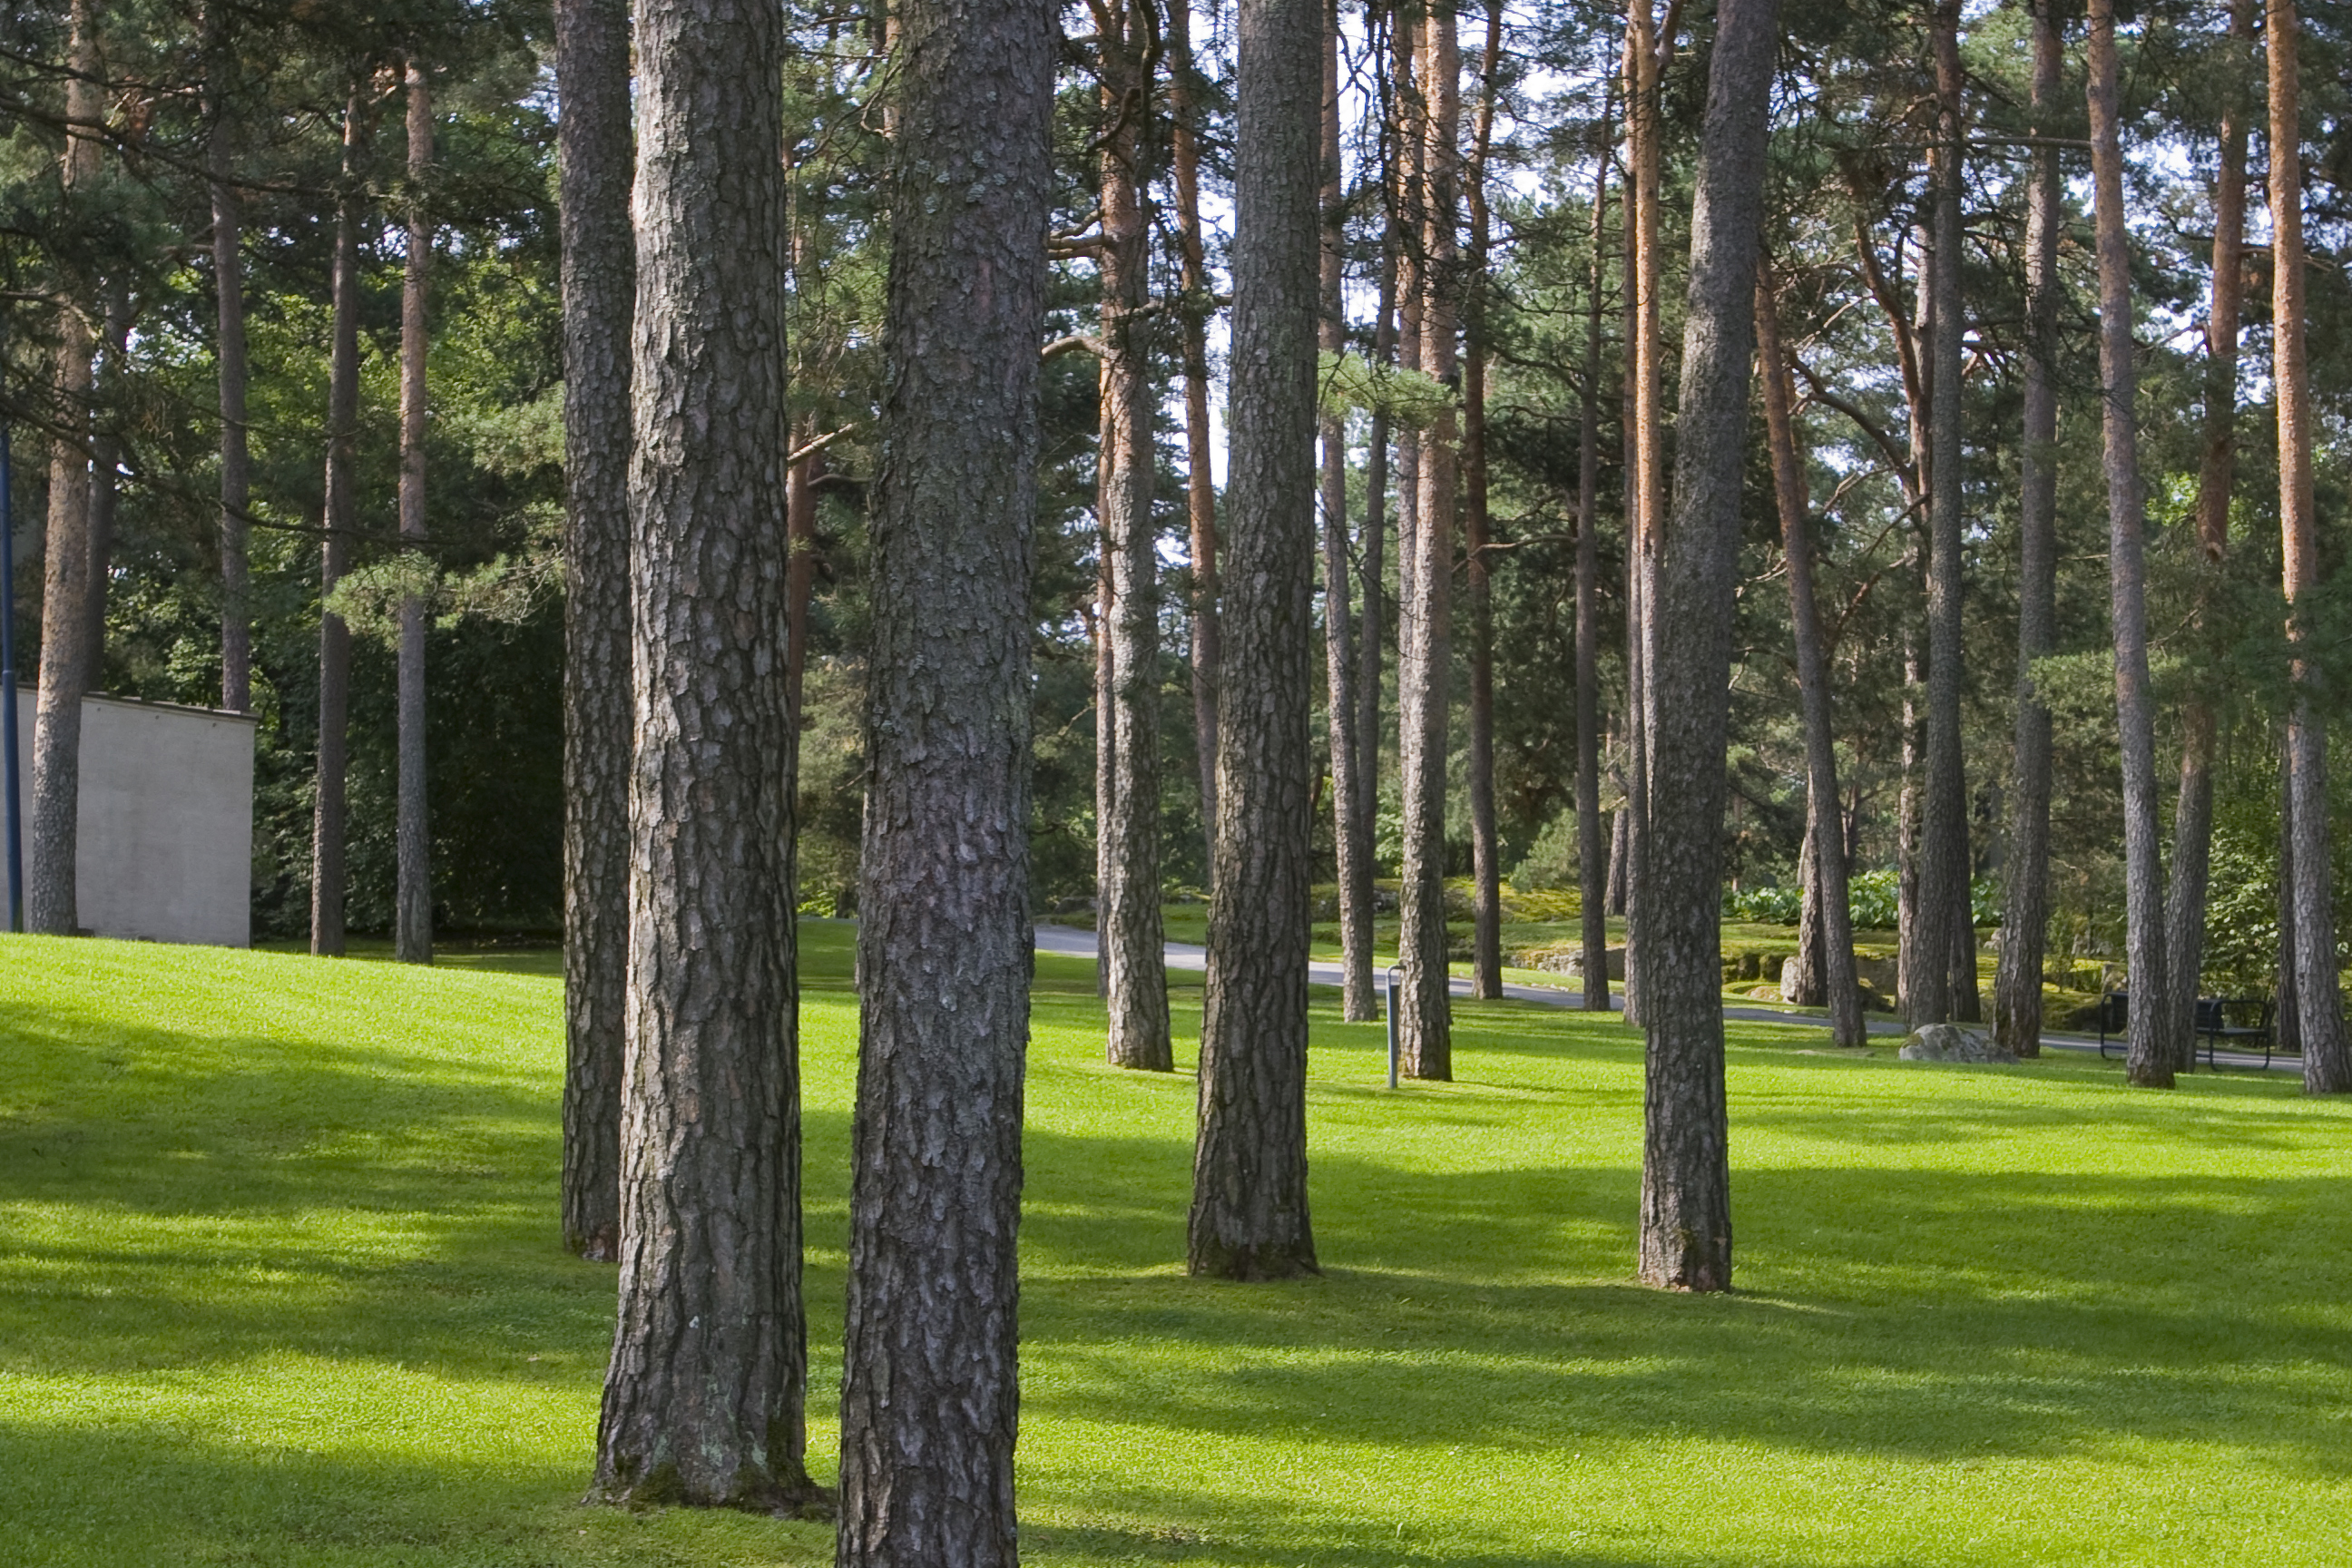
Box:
[12,691,256,946]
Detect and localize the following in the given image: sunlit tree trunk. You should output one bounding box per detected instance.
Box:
[1320,0,1377,1024]
[555,0,633,1263]
[1575,120,1612,1013]
[1461,0,1504,1001]
[1639,0,1779,1293]
[1994,0,2065,1059]
[1191,0,1323,1281]
[2267,0,2352,1093]
[2087,0,2174,1087]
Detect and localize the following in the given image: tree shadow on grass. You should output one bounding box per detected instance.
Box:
[1014,1119,2352,1481]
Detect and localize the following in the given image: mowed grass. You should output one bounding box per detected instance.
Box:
[3,926,2348,1567]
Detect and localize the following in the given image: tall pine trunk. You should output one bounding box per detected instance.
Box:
[1638,0,1779,1294]
[1098,0,1171,1071]
[2267,0,2352,1093]
[311,87,365,959]
[1461,0,1504,1001]
[1396,0,1457,1080]
[837,0,1052,1554]
[2086,0,2174,1088]
[1169,0,1220,851]
[1994,0,2064,1058]
[395,60,433,965]
[2165,0,2257,1067]
[592,0,817,1509]
[555,0,632,1264]
[1756,269,1866,1049]
[207,34,251,715]
[1621,3,1670,1033]
[1320,0,1377,1024]
[1191,0,1323,1282]
[1575,123,1612,1013]
[25,0,103,936]
[1913,0,1973,1027]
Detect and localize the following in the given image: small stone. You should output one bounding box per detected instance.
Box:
[1896,1023,2018,1064]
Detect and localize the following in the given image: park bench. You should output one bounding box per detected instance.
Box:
[2095,991,2278,1070]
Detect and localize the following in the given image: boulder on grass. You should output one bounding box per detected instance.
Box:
[1897,1024,2017,1065]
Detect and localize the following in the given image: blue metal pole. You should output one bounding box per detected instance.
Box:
[1386,964,1401,1090]
[1,423,20,933]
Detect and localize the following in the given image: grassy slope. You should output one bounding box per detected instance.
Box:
[2,929,2347,1567]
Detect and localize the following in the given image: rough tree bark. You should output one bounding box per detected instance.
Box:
[207,29,251,715]
[1169,0,1220,850]
[1638,0,1779,1294]
[1994,0,2064,1059]
[835,0,1052,1555]
[1396,0,1458,1080]
[1462,0,1504,1001]
[1913,0,1974,1027]
[311,85,365,960]
[395,59,434,965]
[592,0,818,1511]
[2267,0,2352,1093]
[1575,122,1612,1013]
[1319,0,1377,1024]
[2086,0,2174,1088]
[1756,267,1866,1049]
[25,0,103,936]
[555,0,632,1264]
[2165,0,2256,1068]
[1191,0,1322,1281]
[1097,0,1171,1071]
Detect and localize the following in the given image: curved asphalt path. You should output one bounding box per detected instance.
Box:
[1033,923,2301,1075]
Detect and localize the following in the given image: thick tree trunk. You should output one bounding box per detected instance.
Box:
[1397,0,1459,1079]
[396,61,434,966]
[1913,0,1972,1027]
[836,1,1050,1556]
[1994,0,2063,1059]
[1575,125,1612,1013]
[1320,2,1376,1024]
[25,0,103,936]
[2166,0,2256,1069]
[556,0,633,1264]
[593,0,818,1511]
[1191,0,1322,1281]
[1756,269,1866,1048]
[2087,0,2174,1088]
[311,87,365,960]
[1169,0,1220,852]
[208,44,251,715]
[1461,0,1504,1001]
[1637,0,1778,1294]
[1786,819,1821,1004]
[2267,0,2352,1093]
[1605,801,1628,916]
[1098,1,1171,1071]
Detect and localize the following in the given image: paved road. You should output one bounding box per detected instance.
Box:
[1033,923,2301,1074]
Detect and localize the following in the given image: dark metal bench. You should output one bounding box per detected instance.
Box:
[2097,991,2276,1069]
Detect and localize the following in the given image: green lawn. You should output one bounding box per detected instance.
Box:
[4,927,2347,1566]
